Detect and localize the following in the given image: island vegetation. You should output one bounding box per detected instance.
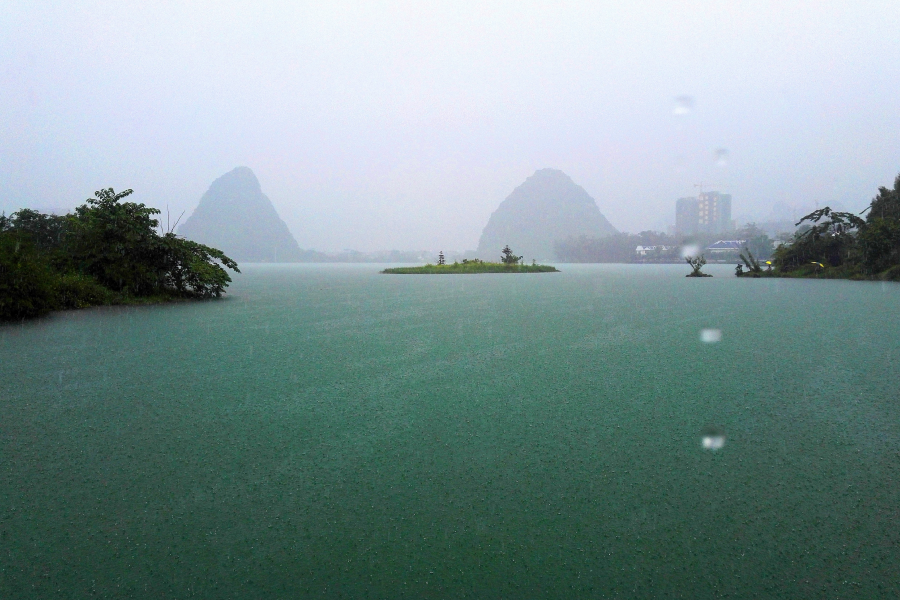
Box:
[736,173,900,281]
[0,188,239,321]
[685,255,713,277]
[381,245,559,274]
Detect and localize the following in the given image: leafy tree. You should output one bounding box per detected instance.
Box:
[0,233,58,319]
[67,188,166,295]
[65,188,239,297]
[858,175,900,273]
[858,217,900,273]
[864,174,900,221]
[772,207,865,271]
[6,209,69,252]
[159,234,240,297]
[500,245,522,265]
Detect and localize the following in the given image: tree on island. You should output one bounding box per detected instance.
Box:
[685,255,712,277]
[500,245,522,265]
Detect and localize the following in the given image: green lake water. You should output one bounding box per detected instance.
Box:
[2,264,899,598]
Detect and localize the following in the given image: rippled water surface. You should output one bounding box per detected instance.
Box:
[2,264,899,598]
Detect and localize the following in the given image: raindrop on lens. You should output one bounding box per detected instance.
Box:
[700,426,726,451]
[715,148,729,167]
[673,95,694,116]
[700,329,722,343]
[681,244,700,259]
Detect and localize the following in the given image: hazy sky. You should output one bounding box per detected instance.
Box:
[2,1,899,251]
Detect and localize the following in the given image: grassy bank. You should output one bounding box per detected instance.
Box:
[382,262,559,274]
[737,263,900,281]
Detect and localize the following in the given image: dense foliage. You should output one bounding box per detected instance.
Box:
[768,174,900,280]
[1,188,239,321]
[500,245,523,265]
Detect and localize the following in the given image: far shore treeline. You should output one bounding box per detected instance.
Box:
[554,226,777,264]
[0,188,239,321]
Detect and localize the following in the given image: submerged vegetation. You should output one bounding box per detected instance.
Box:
[738,173,900,281]
[0,188,239,321]
[382,245,558,274]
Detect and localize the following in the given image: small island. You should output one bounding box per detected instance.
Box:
[382,246,559,274]
[685,255,713,277]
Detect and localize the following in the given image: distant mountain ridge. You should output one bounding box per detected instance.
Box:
[179,167,314,262]
[476,169,618,261]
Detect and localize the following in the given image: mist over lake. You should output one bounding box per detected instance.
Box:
[3,264,899,597]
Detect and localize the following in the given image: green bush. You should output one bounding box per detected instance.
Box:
[54,272,115,309]
[159,234,240,297]
[878,264,900,281]
[0,234,59,320]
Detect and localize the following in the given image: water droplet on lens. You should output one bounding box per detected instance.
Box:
[715,148,729,167]
[700,328,722,343]
[673,95,694,116]
[700,426,726,451]
[681,244,700,259]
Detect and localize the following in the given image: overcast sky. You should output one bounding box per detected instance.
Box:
[2,1,899,250]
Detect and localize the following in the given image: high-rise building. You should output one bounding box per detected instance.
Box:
[676,197,700,236]
[698,192,732,234]
[675,192,732,236]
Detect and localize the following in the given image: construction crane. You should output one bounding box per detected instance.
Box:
[693,182,723,196]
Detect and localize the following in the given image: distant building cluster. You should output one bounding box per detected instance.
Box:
[675,191,734,236]
[706,239,747,257]
[635,245,677,257]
